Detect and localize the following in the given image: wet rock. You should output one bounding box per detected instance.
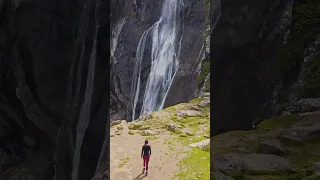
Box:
[177,110,202,117]
[213,153,296,174]
[167,124,178,132]
[282,126,320,141]
[258,140,285,155]
[189,139,210,149]
[212,171,235,180]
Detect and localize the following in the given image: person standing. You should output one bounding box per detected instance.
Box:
[141,140,151,176]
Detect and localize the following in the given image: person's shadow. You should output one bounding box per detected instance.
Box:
[133,172,146,180]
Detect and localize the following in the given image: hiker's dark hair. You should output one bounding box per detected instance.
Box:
[145,140,148,144]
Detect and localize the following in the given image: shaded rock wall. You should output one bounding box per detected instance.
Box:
[0,0,109,179]
[210,0,294,135]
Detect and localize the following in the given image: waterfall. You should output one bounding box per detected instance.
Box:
[71,0,100,179]
[131,0,182,120]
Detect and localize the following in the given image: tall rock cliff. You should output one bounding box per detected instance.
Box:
[0,0,109,180]
[211,0,320,135]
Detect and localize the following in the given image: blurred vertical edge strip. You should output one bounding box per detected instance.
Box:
[90,0,110,179]
[209,0,222,178]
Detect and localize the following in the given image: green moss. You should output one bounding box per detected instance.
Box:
[204,79,210,92]
[118,157,130,168]
[127,11,136,19]
[190,98,203,103]
[128,123,142,130]
[293,0,320,36]
[197,61,210,86]
[175,148,210,180]
[257,115,298,130]
[284,139,320,173]
[304,54,320,97]
[278,0,320,71]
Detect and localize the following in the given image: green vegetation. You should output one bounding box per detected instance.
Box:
[211,113,320,179]
[304,54,320,97]
[197,60,210,88]
[127,11,136,19]
[278,0,320,77]
[257,115,298,130]
[118,156,130,168]
[169,105,210,179]
[111,97,210,179]
[175,148,210,180]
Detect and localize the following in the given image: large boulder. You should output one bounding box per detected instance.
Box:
[213,153,296,174]
[258,139,285,155]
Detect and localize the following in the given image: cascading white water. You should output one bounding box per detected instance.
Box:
[131,0,182,120]
[71,1,99,179]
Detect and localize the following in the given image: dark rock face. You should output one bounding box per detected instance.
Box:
[110,0,206,121]
[0,0,109,179]
[210,0,294,135]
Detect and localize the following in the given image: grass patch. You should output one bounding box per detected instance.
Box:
[197,61,210,86]
[190,98,203,103]
[257,115,298,130]
[128,130,135,135]
[284,139,320,173]
[118,156,130,168]
[175,148,210,180]
[128,123,142,130]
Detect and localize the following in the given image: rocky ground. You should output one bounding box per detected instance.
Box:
[109,94,210,180]
[211,98,320,180]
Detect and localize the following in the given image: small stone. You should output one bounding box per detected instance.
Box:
[186,132,195,136]
[189,139,210,149]
[189,106,200,111]
[199,98,210,107]
[167,124,178,132]
[140,130,159,136]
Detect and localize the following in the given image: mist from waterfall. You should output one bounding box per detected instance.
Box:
[131,0,182,121]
